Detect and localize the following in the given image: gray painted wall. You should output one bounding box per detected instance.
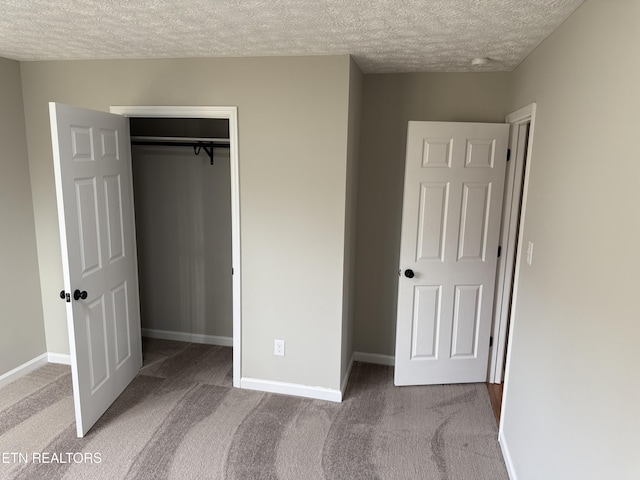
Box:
[501,1,640,478]
[340,58,363,386]
[0,58,46,376]
[132,144,233,338]
[20,55,352,391]
[353,72,512,356]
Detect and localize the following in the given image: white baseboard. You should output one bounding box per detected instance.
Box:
[48,353,71,365]
[142,328,232,347]
[499,431,518,480]
[353,351,395,366]
[241,377,342,403]
[0,353,49,389]
[340,353,355,397]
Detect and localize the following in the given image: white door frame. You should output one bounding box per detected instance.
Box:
[110,105,241,388]
[488,103,537,384]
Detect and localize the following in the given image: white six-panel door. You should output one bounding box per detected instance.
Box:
[50,103,142,437]
[395,121,509,386]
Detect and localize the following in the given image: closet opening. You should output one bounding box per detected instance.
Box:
[128,115,236,385]
[110,105,241,388]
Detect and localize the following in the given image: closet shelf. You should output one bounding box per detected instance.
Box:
[131,136,230,165]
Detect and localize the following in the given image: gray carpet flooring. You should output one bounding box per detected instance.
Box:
[0,338,508,479]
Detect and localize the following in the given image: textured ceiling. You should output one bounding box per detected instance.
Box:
[0,0,584,73]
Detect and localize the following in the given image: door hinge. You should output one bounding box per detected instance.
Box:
[489,336,494,347]
[507,149,511,161]
[497,246,502,258]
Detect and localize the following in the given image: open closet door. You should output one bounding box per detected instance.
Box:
[50,103,142,437]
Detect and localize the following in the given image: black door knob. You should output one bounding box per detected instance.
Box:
[73,289,88,301]
[404,269,415,278]
[60,290,66,299]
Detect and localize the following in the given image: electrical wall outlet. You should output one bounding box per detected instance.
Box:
[274,339,285,356]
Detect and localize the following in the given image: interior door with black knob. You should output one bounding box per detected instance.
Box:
[395,121,509,386]
[50,103,142,437]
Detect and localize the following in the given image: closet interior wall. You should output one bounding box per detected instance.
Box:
[130,118,233,340]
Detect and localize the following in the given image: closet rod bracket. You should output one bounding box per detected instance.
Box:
[194,145,214,165]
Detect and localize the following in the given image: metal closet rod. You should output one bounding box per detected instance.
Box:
[130,136,230,165]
